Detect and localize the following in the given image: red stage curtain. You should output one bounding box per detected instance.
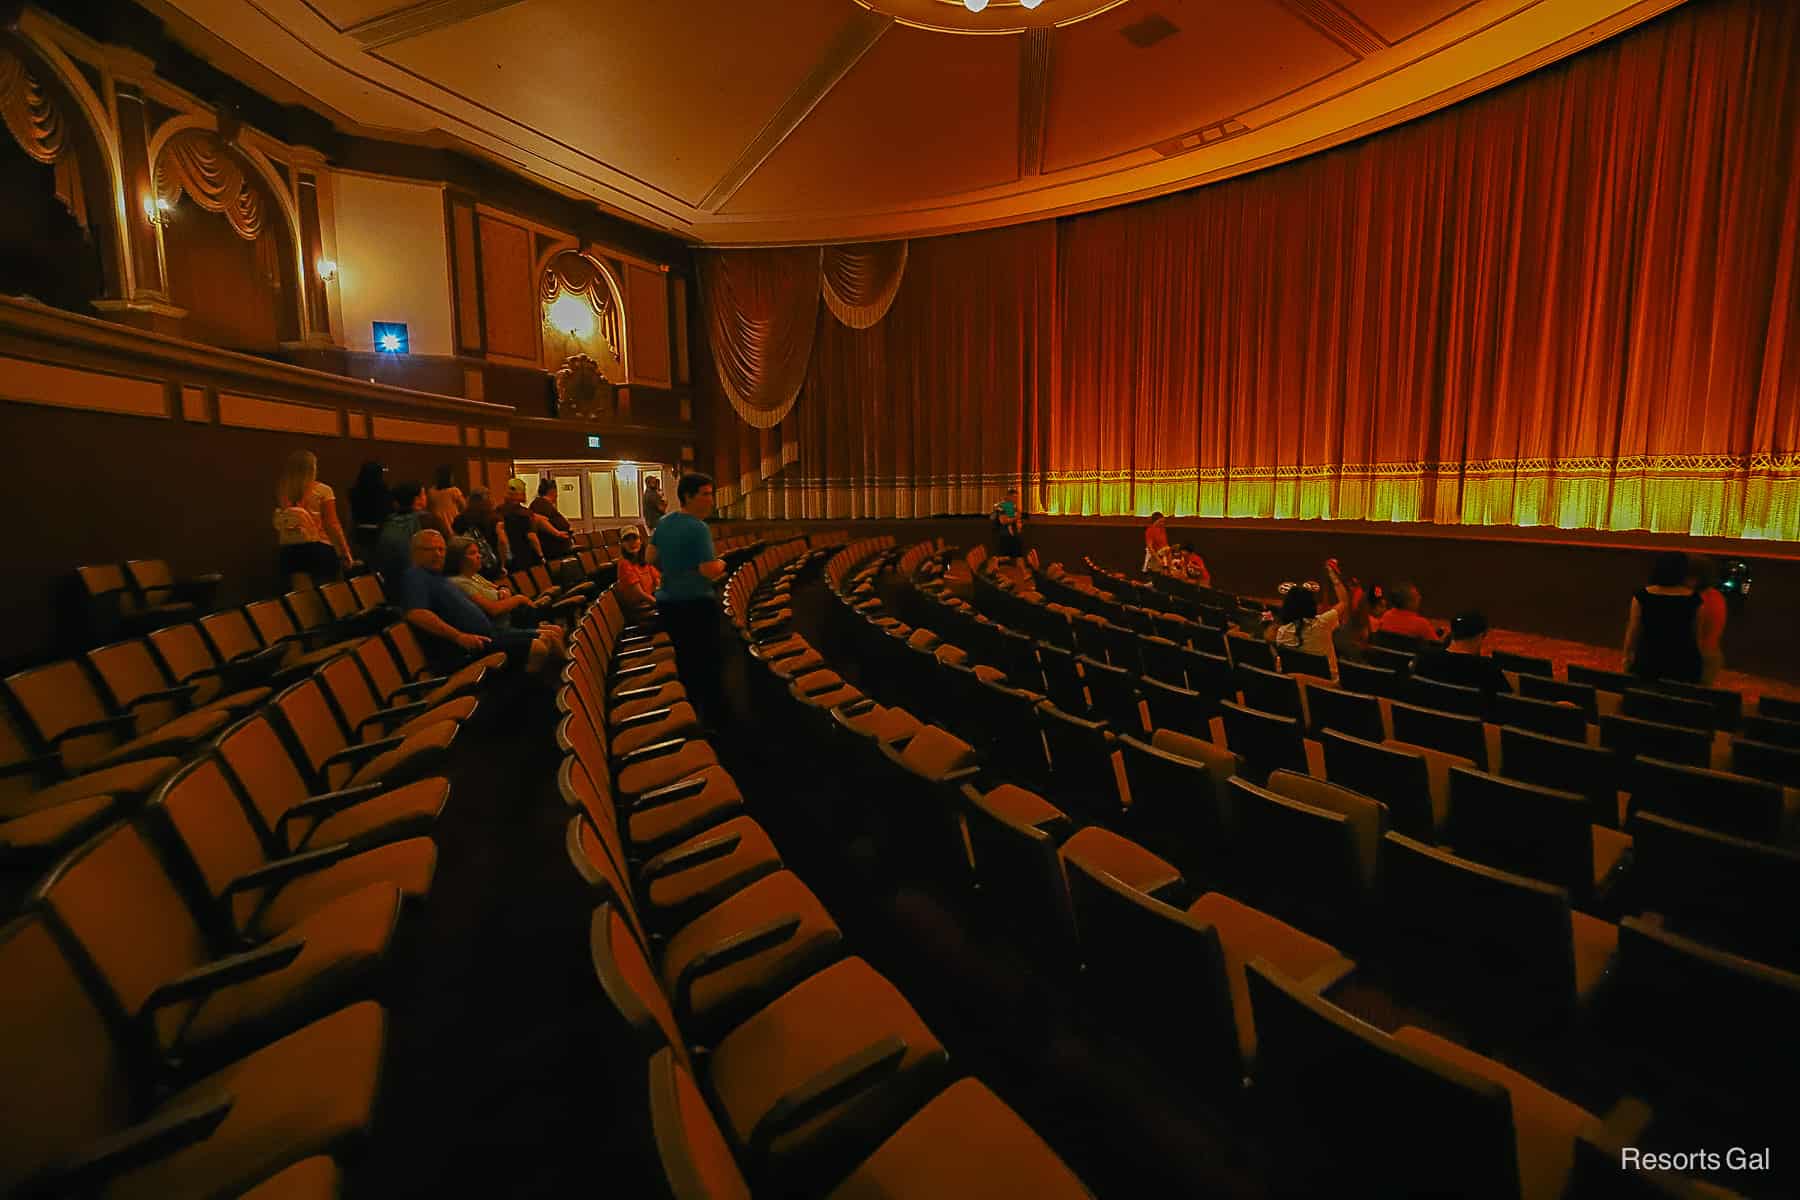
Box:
[706,0,1800,539]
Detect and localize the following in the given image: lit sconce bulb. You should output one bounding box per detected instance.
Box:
[963,0,989,10]
[316,258,338,283]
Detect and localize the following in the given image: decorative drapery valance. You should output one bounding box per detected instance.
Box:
[822,240,908,329]
[0,42,86,228]
[155,128,265,241]
[540,250,624,379]
[698,247,821,430]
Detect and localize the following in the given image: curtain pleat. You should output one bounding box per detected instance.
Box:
[697,247,820,430]
[156,129,265,241]
[702,0,1800,540]
[822,240,908,329]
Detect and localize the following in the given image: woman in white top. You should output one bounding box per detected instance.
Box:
[446,536,566,656]
[273,449,352,587]
[1264,558,1351,675]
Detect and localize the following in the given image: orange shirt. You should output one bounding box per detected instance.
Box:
[1376,608,1439,642]
[1145,523,1169,552]
[1697,588,1726,653]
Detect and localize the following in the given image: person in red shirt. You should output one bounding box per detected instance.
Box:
[614,526,661,622]
[1690,558,1727,683]
[1144,512,1170,573]
[1374,582,1441,642]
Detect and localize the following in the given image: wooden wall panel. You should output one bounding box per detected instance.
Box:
[369,413,463,445]
[626,263,671,387]
[219,392,342,436]
[449,199,485,353]
[0,355,167,418]
[672,275,690,385]
[478,214,537,362]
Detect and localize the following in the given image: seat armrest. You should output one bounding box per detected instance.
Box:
[633,774,710,811]
[673,915,801,1027]
[141,940,305,1018]
[642,833,741,881]
[124,684,200,711]
[355,700,435,734]
[22,1093,234,1199]
[613,705,675,731]
[748,1036,911,1163]
[222,842,355,898]
[48,714,136,747]
[321,734,406,770]
[836,697,878,718]
[613,660,663,681]
[276,783,389,838]
[387,676,445,701]
[617,736,689,768]
[611,682,666,701]
[613,644,661,664]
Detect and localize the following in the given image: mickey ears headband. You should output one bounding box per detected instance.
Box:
[1277,580,1323,595]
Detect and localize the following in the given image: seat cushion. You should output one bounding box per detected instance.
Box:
[642,815,782,924]
[614,703,703,757]
[1187,890,1350,1063]
[797,683,864,711]
[1570,912,1619,1004]
[611,659,681,699]
[171,884,400,1059]
[242,838,438,938]
[6,756,178,818]
[204,687,274,717]
[826,1078,1090,1200]
[0,794,117,856]
[973,665,1007,684]
[626,767,744,854]
[660,870,842,1037]
[98,709,230,767]
[770,651,827,680]
[791,669,846,697]
[421,657,502,704]
[617,740,721,800]
[1591,826,1632,890]
[343,721,457,790]
[979,784,1067,830]
[709,957,942,1163]
[609,681,687,725]
[1060,826,1181,896]
[897,727,977,782]
[1393,1026,1598,1200]
[385,695,479,741]
[111,1002,385,1200]
[239,1157,342,1200]
[299,777,450,852]
[839,706,922,743]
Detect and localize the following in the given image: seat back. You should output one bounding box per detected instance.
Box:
[384,624,433,680]
[1304,684,1384,742]
[76,562,131,605]
[1371,630,1427,655]
[285,589,337,638]
[586,902,688,1067]
[1227,777,1360,936]
[1499,724,1617,819]
[0,912,138,1193]
[1490,651,1552,677]
[1176,647,1234,700]
[1568,664,1636,694]
[318,653,385,741]
[1447,767,1597,900]
[529,565,555,593]
[1518,673,1599,722]
[1037,705,1119,818]
[36,819,215,1024]
[1741,713,1800,749]
[86,640,183,733]
[148,755,276,907]
[1759,696,1800,723]
[1226,635,1275,672]
[1491,693,1587,742]
[1601,714,1711,768]
[1390,702,1488,769]
[895,725,978,783]
[1628,812,1800,971]
[1078,655,1141,733]
[1731,737,1800,788]
[269,680,350,783]
[1338,660,1400,699]
[6,659,119,772]
[203,609,269,663]
[960,783,1076,951]
[1623,689,1716,733]
[1382,832,1580,1032]
[1058,856,1241,1087]
[350,574,387,613]
[1363,645,1415,675]
[1646,679,1742,731]
[1245,960,1521,1200]
[1219,700,1309,780]
[318,581,358,622]
[1406,676,1485,720]
[1277,647,1332,680]
[1628,756,1784,844]
[1266,770,1386,892]
[1036,644,1087,715]
[1139,676,1214,741]
[645,1047,754,1200]
[148,623,222,690]
[213,711,320,845]
[1321,730,1435,844]
[1118,734,1230,875]
[1238,665,1302,720]
[124,559,179,608]
[244,598,302,648]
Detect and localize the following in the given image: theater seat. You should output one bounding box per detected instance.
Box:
[1189,891,1354,1064]
[320,651,478,746]
[5,659,229,774]
[272,679,458,792]
[640,816,784,929]
[240,1157,342,1200]
[0,913,384,1200]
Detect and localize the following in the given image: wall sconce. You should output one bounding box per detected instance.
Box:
[143,195,173,225]
[316,258,338,284]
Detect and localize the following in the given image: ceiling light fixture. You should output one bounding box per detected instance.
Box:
[963,0,988,10]
[856,2,1123,36]
[1020,0,1043,7]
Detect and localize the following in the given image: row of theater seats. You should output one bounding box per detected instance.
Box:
[0,592,509,1196]
[549,547,1099,1198]
[736,538,1776,1199]
[73,558,225,647]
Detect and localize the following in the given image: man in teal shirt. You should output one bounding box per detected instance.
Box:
[650,472,728,722]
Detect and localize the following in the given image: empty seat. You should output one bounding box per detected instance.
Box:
[1390,700,1490,768]
[1407,676,1486,720]
[1382,832,1615,1036]
[1115,733,1230,880]
[147,622,284,707]
[1338,659,1401,699]
[1176,647,1235,700]
[1227,776,1366,940]
[1304,683,1385,742]
[1646,679,1742,730]
[271,679,457,793]
[1227,634,1276,672]
[76,562,195,642]
[5,658,228,775]
[1447,766,1628,906]
[1491,692,1587,742]
[318,652,480,748]
[959,782,1078,959]
[1623,689,1717,733]
[87,638,267,728]
[559,727,738,858]
[1321,729,1444,843]
[356,635,494,711]
[873,725,983,880]
[1600,713,1711,769]
[0,912,384,1200]
[1741,713,1800,749]
[1138,675,1215,741]
[1758,695,1800,723]
[1238,665,1303,721]
[1247,959,1605,1200]
[1265,769,1386,896]
[1491,651,1553,677]
[1219,700,1314,781]
[1731,736,1800,787]
[1035,644,1087,715]
[1500,724,1621,825]
[126,559,220,613]
[1363,645,1416,674]
[1277,646,1334,680]
[242,599,357,674]
[33,816,397,1072]
[1627,756,1793,844]
[1628,812,1800,971]
[1518,673,1599,722]
[1037,705,1121,822]
[1078,654,1142,733]
[1568,664,1637,695]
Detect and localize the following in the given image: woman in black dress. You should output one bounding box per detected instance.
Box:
[1622,552,1703,683]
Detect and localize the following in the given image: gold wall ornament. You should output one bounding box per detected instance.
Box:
[554,353,610,420]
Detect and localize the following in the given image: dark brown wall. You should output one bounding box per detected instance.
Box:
[756,516,1800,684]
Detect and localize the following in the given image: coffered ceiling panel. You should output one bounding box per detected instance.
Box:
[1042,0,1356,174]
[723,24,1021,216]
[125,0,1686,244]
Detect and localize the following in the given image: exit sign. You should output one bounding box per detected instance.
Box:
[587,435,601,449]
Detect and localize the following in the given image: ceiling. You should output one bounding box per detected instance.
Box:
[135,0,1685,245]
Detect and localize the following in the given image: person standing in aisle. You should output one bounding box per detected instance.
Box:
[643,474,668,531]
[651,472,728,725]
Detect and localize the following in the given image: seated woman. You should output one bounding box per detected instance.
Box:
[1170,542,1211,587]
[445,535,567,658]
[1264,557,1352,676]
[614,527,660,623]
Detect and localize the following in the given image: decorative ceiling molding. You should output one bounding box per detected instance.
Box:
[1280,0,1388,58]
[1017,27,1053,178]
[697,8,893,214]
[340,0,530,49]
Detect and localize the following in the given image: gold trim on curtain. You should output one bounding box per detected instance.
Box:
[0,44,67,166]
[697,247,820,430]
[822,240,908,329]
[155,129,265,241]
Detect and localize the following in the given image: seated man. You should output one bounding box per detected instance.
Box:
[614,526,660,623]
[399,529,565,675]
[1414,611,1512,698]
